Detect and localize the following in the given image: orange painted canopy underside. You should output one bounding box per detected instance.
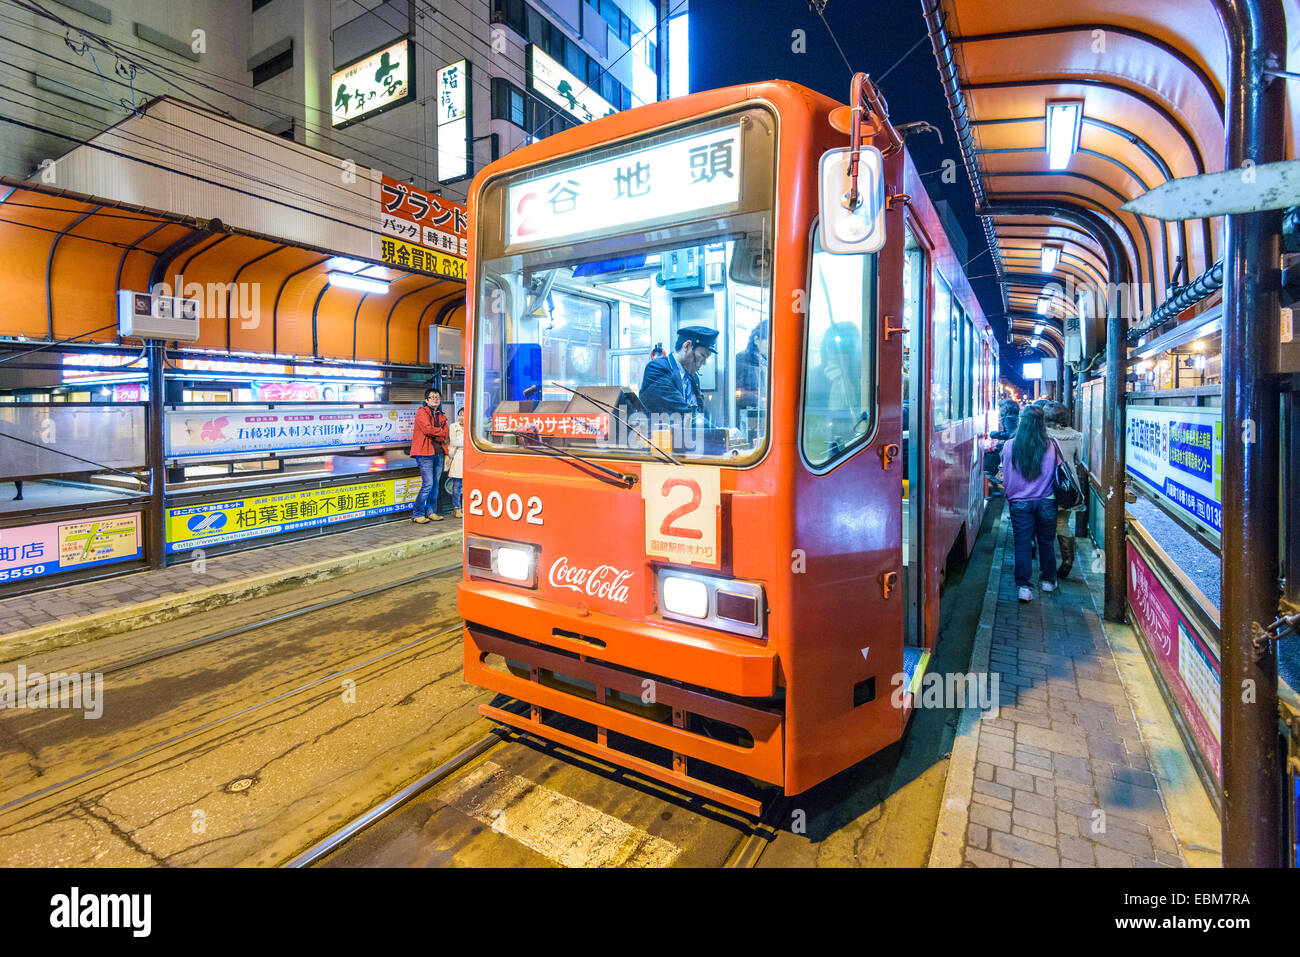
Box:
[935,0,1299,355]
[0,178,465,365]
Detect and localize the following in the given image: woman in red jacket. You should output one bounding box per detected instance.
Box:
[409,388,449,523]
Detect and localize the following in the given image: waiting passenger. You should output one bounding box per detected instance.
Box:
[409,387,449,524]
[1001,404,1057,601]
[638,325,717,419]
[986,398,1020,495]
[1045,401,1085,578]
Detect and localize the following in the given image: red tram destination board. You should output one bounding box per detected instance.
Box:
[491,412,610,438]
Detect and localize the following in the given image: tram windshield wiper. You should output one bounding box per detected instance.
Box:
[503,430,637,488]
[544,381,682,466]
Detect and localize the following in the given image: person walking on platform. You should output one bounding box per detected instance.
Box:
[1045,401,1085,578]
[986,398,1019,494]
[409,387,449,524]
[448,407,465,519]
[1000,404,1057,602]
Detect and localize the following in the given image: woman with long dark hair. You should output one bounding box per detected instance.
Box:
[1001,404,1058,601]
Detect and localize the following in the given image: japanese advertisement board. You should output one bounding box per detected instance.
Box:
[165,405,416,461]
[490,411,610,438]
[0,512,142,584]
[379,236,467,280]
[528,45,617,125]
[1127,544,1222,782]
[379,174,468,258]
[330,38,414,128]
[1125,404,1222,535]
[505,122,743,248]
[166,477,419,553]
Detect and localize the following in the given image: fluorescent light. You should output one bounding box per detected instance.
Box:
[327,272,390,294]
[1046,100,1082,171]
[1034,323,1045,335]
[1036,298,1050,316]
[662,576,709,619]
[1041,244,1061,272]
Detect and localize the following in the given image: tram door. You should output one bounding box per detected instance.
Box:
[902,226,927,648]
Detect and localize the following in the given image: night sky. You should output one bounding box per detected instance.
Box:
[690,0,1019,380]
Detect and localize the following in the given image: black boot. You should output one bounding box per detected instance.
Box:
[1057,535,1075,578]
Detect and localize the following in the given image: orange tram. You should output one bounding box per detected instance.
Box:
[457,75,999,814]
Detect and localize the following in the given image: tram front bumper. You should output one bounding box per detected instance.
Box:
[457,580,779,699]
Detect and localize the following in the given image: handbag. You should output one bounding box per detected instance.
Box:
[1051,439,1085,510]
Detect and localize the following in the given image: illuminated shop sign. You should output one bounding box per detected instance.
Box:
[506,123,743,247]
[165,405,416,460]
[528,45,616,125]
[1125,405,1222,535]
[331,38,414,128]
[436,59,472,183]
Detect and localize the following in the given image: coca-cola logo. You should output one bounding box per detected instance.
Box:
[548,556,633,604]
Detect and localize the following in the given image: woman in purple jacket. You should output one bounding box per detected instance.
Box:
[1001,405,1057,602]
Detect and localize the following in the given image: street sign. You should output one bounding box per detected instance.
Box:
[1120,160,1300,220]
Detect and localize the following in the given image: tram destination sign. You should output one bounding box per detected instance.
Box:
[506,123,743,248]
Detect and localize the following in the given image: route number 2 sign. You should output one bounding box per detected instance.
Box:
[641,464,720,568]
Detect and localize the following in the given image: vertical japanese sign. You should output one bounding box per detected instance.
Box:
[379,174,468,259]
[641,464,721,568]
[0,513,142,583]
[506,123,743,248]
[330,38,414,128]
[436,59,472,184]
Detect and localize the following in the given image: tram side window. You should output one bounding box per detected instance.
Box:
[932,271,952,429]
[902,229,925,421]
[801,228,877,469]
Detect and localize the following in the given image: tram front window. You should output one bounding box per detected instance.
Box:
[474,212,773,464]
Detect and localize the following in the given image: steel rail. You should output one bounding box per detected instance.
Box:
[285,728,512,868]
[0,568,464,815]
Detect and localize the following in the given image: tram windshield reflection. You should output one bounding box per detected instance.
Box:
[474,210,773,464]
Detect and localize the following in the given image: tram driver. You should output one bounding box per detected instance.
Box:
[637,325,718,424]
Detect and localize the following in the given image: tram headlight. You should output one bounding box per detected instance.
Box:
[465,535,538,588]
[655,570,766,639]
[495,545,534,583]
[662,576,709,619]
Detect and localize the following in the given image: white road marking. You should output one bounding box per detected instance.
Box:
[441,760,682,867]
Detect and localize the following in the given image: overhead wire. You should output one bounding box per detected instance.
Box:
[2,0,439,180]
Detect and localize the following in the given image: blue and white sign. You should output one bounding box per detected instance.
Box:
[1126,404,1222,535]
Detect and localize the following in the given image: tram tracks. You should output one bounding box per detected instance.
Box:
[294,719,787,868]
[0,559,484,866]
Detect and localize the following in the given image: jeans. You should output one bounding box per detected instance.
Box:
[412,453,443,516]
[1009,497,1057,588]
[451,477,462,509]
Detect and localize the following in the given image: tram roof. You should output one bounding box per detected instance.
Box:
[923,0,1300,361]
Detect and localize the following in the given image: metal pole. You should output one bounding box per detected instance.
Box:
[146,228,212,569]
[1214,0,1286,868]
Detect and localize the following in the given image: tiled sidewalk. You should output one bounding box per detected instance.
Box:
[0,517,460,637]
[938,514,1189,868]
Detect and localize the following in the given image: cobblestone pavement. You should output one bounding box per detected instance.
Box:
[0,518,459,636]
[959,518,1185,868]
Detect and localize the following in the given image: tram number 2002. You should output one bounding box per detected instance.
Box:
[467,489,543,525]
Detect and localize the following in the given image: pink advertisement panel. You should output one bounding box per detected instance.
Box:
[1127,543,1222,782]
